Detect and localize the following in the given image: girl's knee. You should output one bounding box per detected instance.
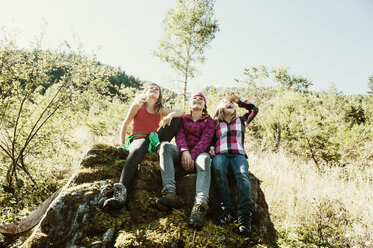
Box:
[130,146,147,157]
[235,171,250,182]
[159,142,174,154]
[196,153,211,170]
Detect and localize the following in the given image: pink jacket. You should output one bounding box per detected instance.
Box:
[176,114,215,160]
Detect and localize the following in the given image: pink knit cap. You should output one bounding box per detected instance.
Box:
[190,92,207,107]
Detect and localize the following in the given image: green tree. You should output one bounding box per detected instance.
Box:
[153,0,219,109]
[237,65,312,90]
[0,41,116,192]
[235,65,269,88]
[272,65,313,90]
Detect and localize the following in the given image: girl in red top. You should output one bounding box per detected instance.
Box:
[103,83,183,210]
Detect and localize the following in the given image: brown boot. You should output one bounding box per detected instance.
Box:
[103,183,127,210]
[189,202,208,230]
[155,188,183,211]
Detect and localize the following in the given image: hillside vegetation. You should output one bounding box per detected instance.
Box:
[1,42,372,247]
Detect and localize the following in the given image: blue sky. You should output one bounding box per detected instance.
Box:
[1,0,373,95]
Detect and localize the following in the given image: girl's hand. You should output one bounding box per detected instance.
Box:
[181,151,194,172]
[226,94,240,103]
[162,113,174,128]
[208,146,216,158]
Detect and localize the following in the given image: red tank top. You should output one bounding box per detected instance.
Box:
[132,104,161,138]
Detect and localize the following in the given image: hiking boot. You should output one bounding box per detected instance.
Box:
[189,202,208,230]
[98,184,115,208]
[213,208,235,226]
[155,188,183,211]
[236,212,253,235]
[103,183,127,210]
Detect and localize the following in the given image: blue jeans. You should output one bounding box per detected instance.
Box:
[212,154,254,215]
[159,142,211,206]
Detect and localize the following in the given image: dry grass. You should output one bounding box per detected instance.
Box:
[248,149,373,247]
[70,126,373,247]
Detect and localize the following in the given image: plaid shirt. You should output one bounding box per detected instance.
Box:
[214,99,258,157]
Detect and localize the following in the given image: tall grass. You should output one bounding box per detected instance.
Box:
[248,149,373,247]
[71,125,373,247]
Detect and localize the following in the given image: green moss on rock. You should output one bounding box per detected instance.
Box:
[22,144,277,248]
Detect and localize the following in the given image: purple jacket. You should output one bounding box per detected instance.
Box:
[176,114,215,160]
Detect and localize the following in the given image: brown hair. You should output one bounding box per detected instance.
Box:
[137,83,164,112]
[213,100,237,127]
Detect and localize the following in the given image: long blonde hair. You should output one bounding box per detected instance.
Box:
[136,83,164,112]
[213,100,237,127]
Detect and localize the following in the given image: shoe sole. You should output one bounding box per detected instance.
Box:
[155,200,171,211]
[189,221,202,231]
[103,199,124,211]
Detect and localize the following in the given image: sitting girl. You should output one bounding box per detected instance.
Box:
[155,92,215,230]
[209,94,258,235]
[103,83,183,210]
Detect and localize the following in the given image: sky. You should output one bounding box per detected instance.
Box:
[1,0,373,95]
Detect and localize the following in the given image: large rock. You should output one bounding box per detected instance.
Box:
[22,144,277,247]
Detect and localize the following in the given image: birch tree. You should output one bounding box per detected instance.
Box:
[154,0,219,108]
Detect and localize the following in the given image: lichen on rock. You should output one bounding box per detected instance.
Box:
[21,144,277,247]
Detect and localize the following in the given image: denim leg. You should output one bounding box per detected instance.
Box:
[212,154,234,211]
[159,142,180,193]
[194,153,211,205]
[119,138,149,189]
[230,154,254,215]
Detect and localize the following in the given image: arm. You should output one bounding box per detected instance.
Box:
[118,101,143,145]
[175,119,189,152]
[238,99,258,126]
[227,94,258,126]
[189,118,215,160]
[159,107,184,128]
[175,120,194,172]
[208,130,217,158]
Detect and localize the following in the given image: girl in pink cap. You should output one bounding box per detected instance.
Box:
[156,92,214,230]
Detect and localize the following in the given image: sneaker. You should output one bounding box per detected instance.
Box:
[213,208,235,226]
[155,188,183,211]
[189,202,208,230]
[98,184,115,208]
[236,212,252,235]
[103,183,127,210]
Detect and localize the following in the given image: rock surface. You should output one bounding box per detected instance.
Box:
[21,144,277,247]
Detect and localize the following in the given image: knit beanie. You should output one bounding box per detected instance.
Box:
[190,92,207,108]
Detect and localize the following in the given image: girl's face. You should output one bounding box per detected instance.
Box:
[146,85,160,99]
[220,99,236,116]
[190,95,205,111]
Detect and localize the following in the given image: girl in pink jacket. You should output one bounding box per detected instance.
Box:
[156,92,214,230]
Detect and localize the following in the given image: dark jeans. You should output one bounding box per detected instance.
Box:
[119,118,180,189]
[212,154,254,215]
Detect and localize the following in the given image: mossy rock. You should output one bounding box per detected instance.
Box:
[21,144,277,247]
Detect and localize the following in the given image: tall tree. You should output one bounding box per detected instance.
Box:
[154,0,219,108]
